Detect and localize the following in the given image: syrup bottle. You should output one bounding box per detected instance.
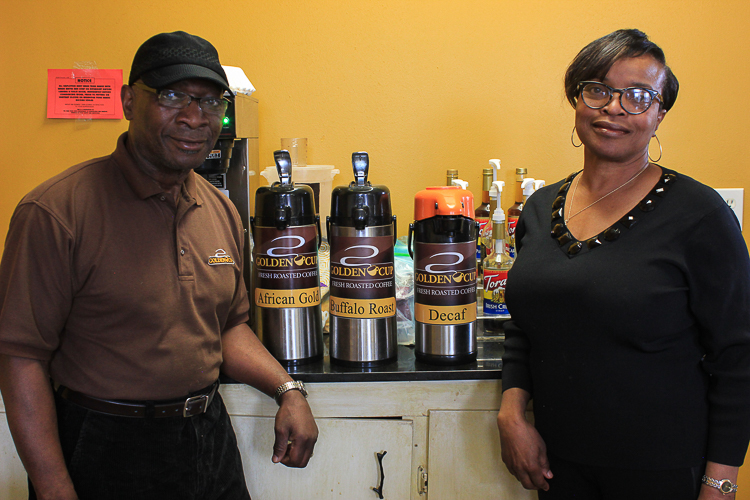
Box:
[475,168,493,272]
[482,204,513,334]
[507,167,527,258]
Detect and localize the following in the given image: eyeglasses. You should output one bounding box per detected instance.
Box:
[132,82,229,117]
[578,81,662,115]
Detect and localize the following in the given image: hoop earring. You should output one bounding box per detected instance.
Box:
[648,134,662,162]
[571,126,582,148]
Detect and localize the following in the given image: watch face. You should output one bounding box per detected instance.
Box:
[720,480,733,493]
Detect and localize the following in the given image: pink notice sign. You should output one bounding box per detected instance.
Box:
[47,69,123,119]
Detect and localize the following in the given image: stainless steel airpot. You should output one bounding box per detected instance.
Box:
[327,152,397,365]
[251,150,323,365]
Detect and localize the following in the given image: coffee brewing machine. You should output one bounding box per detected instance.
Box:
[195,91,260,313]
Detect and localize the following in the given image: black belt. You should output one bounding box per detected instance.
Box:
[55,381,219,418]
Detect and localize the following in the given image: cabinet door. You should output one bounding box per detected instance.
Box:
[427,410,534,500]
[231,416,413,499]
[0,412,28,499]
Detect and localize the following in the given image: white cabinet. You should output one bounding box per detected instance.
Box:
[232,416,414,499]
[427,410,531,500]
[221,380,533,500]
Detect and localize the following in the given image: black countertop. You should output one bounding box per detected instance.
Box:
[279,333,505,383]
[222,315,507,384]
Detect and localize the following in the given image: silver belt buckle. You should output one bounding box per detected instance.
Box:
[183,394,209,417]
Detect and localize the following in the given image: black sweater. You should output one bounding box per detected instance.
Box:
[502,167,750,468]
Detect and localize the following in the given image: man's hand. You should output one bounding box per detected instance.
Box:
[272,390,318,467]
[220,323,319,467]
[497,388,552,491]
[0,355,79,500]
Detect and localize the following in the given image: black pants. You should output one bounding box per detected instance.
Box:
[538,452,703,500]
[29,389,251,500]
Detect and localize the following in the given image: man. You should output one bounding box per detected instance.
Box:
[0,31,317,500]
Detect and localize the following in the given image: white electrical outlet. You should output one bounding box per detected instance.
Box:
[714,188,744,230]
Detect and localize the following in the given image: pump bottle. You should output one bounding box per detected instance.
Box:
[482,202,514,334]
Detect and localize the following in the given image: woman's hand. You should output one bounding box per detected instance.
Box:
[497,388,553,491]
[697,462,739,500]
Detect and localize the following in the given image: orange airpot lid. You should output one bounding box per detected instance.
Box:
[414,186,475,221]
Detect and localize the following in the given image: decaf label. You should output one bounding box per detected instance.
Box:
[253,225,320,308]
[414,241,477,325]
[329,235,396,319]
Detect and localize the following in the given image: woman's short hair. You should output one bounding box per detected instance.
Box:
[564,29,679,112]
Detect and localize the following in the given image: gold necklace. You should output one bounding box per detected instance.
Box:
[565,163,649,225]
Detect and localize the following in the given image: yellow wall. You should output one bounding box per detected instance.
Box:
[2,0,750,491]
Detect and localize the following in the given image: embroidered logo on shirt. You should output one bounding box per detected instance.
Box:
[208,249,235,266]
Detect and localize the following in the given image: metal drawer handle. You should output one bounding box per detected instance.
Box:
[371,450,387,499]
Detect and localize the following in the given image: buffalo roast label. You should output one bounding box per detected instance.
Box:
[254,225,320,308]
[414,241,477,325]
[329,235,396,319]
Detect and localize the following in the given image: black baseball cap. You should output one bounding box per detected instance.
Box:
[128,31,232,93]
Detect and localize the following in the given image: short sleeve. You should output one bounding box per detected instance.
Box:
[0,202,75,360]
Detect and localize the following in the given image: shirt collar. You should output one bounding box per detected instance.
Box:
[110,132,203,206]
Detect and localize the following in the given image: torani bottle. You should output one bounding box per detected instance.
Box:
[482,203,514,335]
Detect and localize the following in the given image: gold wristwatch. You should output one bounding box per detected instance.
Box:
[702,475,739,495]
[274,380,308,405]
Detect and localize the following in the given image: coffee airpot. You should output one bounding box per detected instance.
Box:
[251,150,324,365]
[327,152,397,365]
[409,186,478,365]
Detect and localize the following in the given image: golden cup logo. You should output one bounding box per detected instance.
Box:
[414,270,477,284]
[329,239,396,319]
[415,251,476,284]
[208,249,235,266]
[331,244,395,280]
[254,235,318,269]
[331,264,394,278]
[255,255,318,268]
[414,243,477,326]
[254,226,321,309]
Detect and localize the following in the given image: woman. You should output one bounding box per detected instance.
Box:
[498,29,750,499]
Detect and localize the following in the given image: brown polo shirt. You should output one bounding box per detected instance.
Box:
[0,133,250,400]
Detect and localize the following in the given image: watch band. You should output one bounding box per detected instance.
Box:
[702,475,739,495]
[274,380,308,405]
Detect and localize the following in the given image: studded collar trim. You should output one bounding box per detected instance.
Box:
[550,167,677,258]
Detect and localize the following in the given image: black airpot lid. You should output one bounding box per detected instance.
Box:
[329,152,392,229]
[254,150,317,229]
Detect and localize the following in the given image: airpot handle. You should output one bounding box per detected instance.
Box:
[274,150,293,186]
[352,152,369,187]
